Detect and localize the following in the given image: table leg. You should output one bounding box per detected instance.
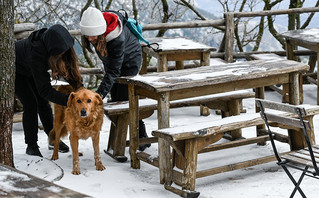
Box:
[176,61,184,70]
[140,51,148,74]
[284,40,295,103]
[288,72,305,150]
[227,99,242,140]
[128,84,140,169]
[255,87,266,145]
[200,52,211,116]
[200,51,210,66]
[285,39,304,104]
[157,92,171,185]
[158,54,168,72]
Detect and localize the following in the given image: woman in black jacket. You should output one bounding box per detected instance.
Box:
[15,24,82,157]
[80,7,150,151]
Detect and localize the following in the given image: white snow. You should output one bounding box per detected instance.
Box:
[8,84,319,198]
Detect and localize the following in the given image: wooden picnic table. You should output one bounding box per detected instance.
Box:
[140,37,216,74]
[117,59,309,182]
[278,27,319,104]
[0,163,89,197]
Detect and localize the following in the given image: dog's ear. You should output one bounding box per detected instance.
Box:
[67,92,75,107]
[95,93,103,106]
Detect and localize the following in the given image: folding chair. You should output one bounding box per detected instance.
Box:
[256,99,319,198]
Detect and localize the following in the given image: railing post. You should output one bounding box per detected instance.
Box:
[224,12,234,63]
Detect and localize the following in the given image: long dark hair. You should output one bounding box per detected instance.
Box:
[82,34,108,57]
[49,47,82,90]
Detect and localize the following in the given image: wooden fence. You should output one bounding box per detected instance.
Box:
[14,6,319,64]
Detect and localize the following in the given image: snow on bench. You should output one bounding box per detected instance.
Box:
[150,103,319,197]
[104,89,255,162]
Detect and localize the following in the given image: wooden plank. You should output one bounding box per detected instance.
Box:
[282,153,315,167]
[117,60,309,94]
[196,153,290,178]
[297,149,319,158]
[152,105,319,142]
[250,53,285,60]
[286,151,319,164]
[264,112,311,130]
[136,152,159,167]
[199,135,270,153]
[105,90,254,116]
[256,98,307,115]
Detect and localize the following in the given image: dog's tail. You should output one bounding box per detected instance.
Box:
[49,129,56,144]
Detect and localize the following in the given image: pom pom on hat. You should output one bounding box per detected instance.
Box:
[80,7,107,36]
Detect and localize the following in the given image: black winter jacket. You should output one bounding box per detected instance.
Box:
[15,24,74,106]
[95,10,142,98]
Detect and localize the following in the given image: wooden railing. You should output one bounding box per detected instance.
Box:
[14,7,319,63]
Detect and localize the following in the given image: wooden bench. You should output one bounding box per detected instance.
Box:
[150,103,319,197]
[104,90,255,162]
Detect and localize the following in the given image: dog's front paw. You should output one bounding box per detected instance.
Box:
[51,154,59,160]
[72,169,81,175]
[96,163,106,171]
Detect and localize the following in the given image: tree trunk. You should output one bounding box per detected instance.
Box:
[0,0,15,167]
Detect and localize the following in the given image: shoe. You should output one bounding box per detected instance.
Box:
[26,145,43,157]
[138,120,151,151]
[48,140,69,153]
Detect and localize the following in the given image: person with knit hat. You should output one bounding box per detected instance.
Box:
[15,24,83,157]
[80,7,150,152]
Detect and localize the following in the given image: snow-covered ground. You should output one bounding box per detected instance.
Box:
[9,84,319,198]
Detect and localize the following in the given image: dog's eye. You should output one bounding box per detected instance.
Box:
[87,99,91,103]
[77,99,81,103]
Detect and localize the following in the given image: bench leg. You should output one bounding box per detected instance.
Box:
[183,139,198,191]
[104,115,128,162]
[200,105,210,116]
[227,99,242,140]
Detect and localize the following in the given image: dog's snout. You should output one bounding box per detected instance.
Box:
[80,109,87,117]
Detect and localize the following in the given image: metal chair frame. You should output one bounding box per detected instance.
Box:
[256,99,319,198]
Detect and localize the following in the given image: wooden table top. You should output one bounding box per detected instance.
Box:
[143,37,216,53]
[118,59,309,93]
[278,27,319,45]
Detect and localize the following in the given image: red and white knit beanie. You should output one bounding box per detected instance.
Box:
[80,7,106,36]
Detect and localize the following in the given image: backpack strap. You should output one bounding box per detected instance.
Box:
[117,9,128,20]
[142,43,162,52]
[117,9,161,52]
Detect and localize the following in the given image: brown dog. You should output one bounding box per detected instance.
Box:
[49,85,105,175]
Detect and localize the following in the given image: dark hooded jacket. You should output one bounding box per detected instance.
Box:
[95,10,142,98]
[15,24,74,106]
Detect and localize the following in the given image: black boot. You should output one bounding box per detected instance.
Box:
[48,140,70,153]
[138,120,151,151]
[26,145,43,157]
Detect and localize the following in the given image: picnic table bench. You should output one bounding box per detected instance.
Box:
[117,59,309,196]
[151,103,319,197]
[278,28,319,104]
[104,90,255,162]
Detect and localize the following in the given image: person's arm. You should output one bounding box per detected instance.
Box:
[96,35,125,99]
[30,50,69,106]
